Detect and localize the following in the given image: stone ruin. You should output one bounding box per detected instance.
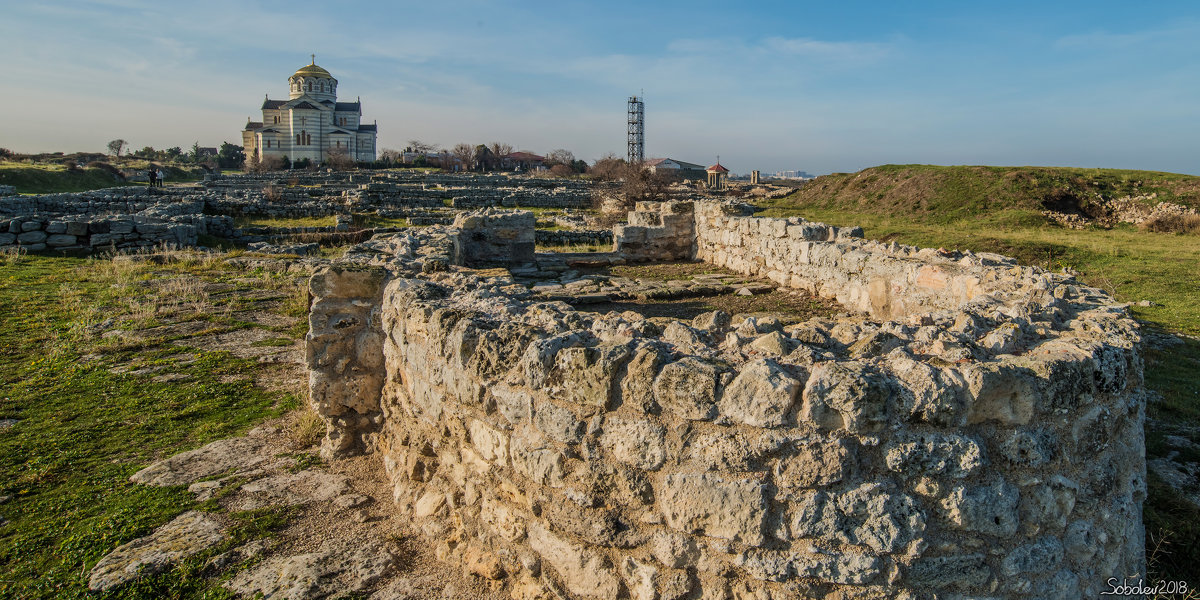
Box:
[0,171,615,254]
[305,200,1146,599]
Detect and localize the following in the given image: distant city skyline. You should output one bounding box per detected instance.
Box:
[2,1,1199,175]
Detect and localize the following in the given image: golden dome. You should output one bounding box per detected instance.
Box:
[293,58,332,79]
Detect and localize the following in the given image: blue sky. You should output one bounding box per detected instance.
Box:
[2,0,1198,175]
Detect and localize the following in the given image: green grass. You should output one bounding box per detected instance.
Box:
[355,215,409,228]
[0,164,128,194]
[766,164,1200,225]
[232,215,337,229]
[0,251,304,598]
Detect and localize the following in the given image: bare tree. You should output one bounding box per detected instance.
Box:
[488,142,513,158]
[379,148,402,165]
[325,146,356,171]
[545,148,575,167]
[408,140,437,155]
[589,153,625,180]
[106,139,127,157]
[245,153,284,173]
[451,143,477,172]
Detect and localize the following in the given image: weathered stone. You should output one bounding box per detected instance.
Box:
[234,469,353,510]
[718,359,803,428]
[883,432,983,478]
[600,417,667,470]
[651,531,700,569]
[620,345,669,412]
[941,479,1020,537]
[130,436,270,486]
[527,521,621,600]
[1001,536,1063,576]
[225,538,395,599]
[836,483,926,554]
[653,357,723,421]
[692,310,731,333]
[800,361,889,433]
[792,552,883,585]
[533,399,584,444]
[659,473,768,546]
[554,343,632,408]
[964,362,1038,425]
[89,511,225,591]
[774,438,850,491]
[907,553,990,590]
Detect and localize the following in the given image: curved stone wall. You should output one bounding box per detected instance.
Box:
[306,202,1145,599]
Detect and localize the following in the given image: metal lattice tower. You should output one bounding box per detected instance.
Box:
[627,96,644,164]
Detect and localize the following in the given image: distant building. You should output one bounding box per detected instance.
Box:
[503,152,545,172]
[644,158,707,180]
[242,57,378,164]
[706,161,729,190]
[774,170,814,180]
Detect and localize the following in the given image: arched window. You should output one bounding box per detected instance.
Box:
[320,82,325,92]
[306,81,312,92]
[273,115,279,124]
[295,134,300,145]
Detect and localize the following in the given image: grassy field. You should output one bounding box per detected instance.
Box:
[232,215,338,229]
[0,162,204,194]
[756,164,1200,590]
[0,249,311,598]
[0,164,130,195]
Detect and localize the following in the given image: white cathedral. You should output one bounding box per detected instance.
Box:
[242,57,378,163]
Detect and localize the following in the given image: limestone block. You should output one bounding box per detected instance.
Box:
[527,521,621,600]
[791,552,883,585]
[653,357,724,421]
[835,483,926,554]
[774,437,851,491]
[46,234,77,247]
[621,557,658,600]
[45,221,67,234]
[940,479,1020,537]
[17,230,46,244]
[883,432,983,478]
[718,359,803,428]
[469,419,509,466]
[620,345,669,412]
[600,417,666,470]
[800,361,889,433]
[0,233,15,245]
[1020,475,1077,530]
[534,398,584,444]
[659,473,768,546]
[1001,536,1064,576]
[20,220,41,232]
[964,361,1038,425]
[554,342,631,409]
[907,553,991,590]
[651,531,701,569]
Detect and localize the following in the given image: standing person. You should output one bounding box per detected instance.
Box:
[147,168,157,188]
[156,168,165,187]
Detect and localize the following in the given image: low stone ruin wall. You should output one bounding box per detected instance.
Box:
[306,201,1146,599]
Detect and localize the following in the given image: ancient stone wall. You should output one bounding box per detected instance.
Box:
[306,202,1146,599]
[613,201,697,262]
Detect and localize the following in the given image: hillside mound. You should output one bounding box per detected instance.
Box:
[770,164,1200,224]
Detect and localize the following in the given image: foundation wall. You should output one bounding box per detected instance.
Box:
[306,202,1146,599]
